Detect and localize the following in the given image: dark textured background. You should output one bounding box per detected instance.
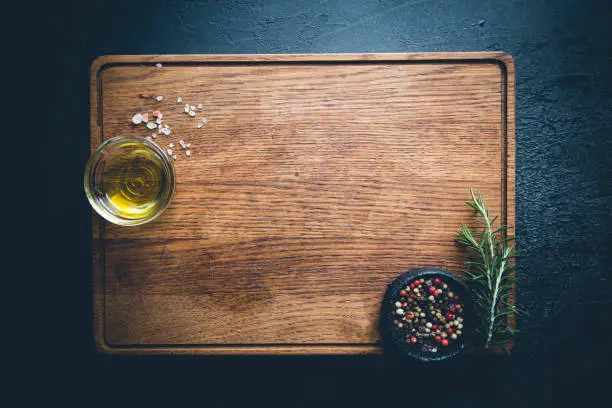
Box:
[28,0,612,405]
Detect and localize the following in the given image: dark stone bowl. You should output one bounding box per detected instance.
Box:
[380,267,474,362]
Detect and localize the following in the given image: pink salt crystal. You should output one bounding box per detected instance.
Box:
[131,113,143,124]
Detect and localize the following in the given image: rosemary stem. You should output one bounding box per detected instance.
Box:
[485,259,505,349]
[458,189,519,351]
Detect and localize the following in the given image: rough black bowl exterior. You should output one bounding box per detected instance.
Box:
[380,267,474,362]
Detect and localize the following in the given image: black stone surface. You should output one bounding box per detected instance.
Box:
[23,0,612,405]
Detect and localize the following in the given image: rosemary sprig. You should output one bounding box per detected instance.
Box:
[455,189,521,352]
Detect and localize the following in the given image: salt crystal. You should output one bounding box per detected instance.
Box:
[131,113,143,124]
[156,95,164,102]
[156,117,163,124]
[155,63,163,68]
[179,140,185,147]
[197,123,203,129]
[190,105,196,111]
[141,113,149,123]
[201,118,207,123]
[153,111,162,118]
[177,97,182,103]
[172,154,177,160]
[197,104,203,109]
[146,122,157,129]
[169,143,174,148]
[152,134,157,138]
[167,149,173,155]
[162,127,171,135]
[186,150,191,156]
[186,143,191,148]
[189,111,196,117]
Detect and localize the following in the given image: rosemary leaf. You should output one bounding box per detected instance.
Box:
[456,189,521,351]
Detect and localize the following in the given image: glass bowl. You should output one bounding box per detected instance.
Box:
[84,136,175,226]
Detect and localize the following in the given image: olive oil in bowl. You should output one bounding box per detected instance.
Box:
[84,136,175,226]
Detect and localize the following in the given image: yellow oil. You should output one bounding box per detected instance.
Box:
[98,143,166,220]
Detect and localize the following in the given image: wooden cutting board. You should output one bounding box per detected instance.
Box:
[91,53,515,355]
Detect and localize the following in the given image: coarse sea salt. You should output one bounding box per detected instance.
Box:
[131,113,143,124]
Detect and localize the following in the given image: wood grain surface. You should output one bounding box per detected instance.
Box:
[91,53,515,355]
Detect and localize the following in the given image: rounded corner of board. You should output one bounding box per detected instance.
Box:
[90,55,116,78]
[490,52,515,76]
[94,335,118,355]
